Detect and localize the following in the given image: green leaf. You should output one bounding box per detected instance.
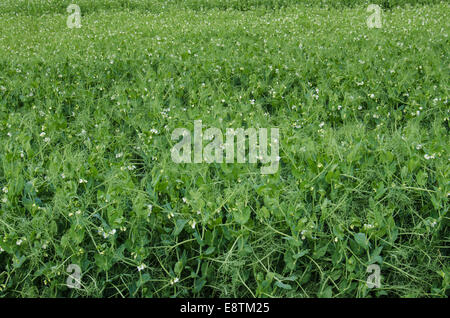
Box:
[293,249,309,259]
[275,281,292,290]
[173,219,188,236]
[204,246,216,255]
[313,244,328,258]
[354,233,369,249]
[193,277,206,293]
[174,261,184,275]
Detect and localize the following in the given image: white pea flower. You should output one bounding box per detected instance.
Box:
[147,204,153,216]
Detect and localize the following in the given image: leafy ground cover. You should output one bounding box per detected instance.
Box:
[0,0,448,297]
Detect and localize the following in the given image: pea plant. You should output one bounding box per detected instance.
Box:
[0,0,448,298]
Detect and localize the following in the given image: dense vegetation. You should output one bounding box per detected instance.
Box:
[0,0,448,297]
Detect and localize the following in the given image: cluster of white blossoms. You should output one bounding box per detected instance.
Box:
[98,228,117,239]
[363,223,375,230]
[39,128,50,143]
[68,210,82,217]
[300,230,307,240]
[147,204,153,217]
[312,88,320,100]
[120,164,136,171]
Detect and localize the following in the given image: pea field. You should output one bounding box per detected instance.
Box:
[0,0,448,298]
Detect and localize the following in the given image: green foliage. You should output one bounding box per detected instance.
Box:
[0,0,448,298]
[0,0,445,15]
